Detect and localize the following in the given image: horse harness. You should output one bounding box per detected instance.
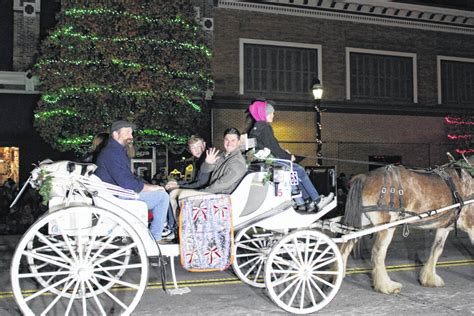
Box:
[361,164,465,237]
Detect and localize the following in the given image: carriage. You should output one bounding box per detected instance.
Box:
[9,155,474,315]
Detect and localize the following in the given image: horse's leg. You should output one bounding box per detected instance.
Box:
[340,238,358,276]
[371,227,401,294]
[419,228,450,287]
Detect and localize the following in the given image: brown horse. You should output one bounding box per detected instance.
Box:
[340,160,474,294]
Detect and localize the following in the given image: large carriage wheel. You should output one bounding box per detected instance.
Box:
[11,206,148,315]
[26,239,132,298]
[265,230,343,314]
[232,226,281,288]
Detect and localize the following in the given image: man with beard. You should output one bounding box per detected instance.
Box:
[95,121,169,243]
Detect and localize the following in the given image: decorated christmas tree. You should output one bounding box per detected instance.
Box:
[34,0,212,154]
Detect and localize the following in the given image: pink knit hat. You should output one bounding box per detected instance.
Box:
[249,100,274,122]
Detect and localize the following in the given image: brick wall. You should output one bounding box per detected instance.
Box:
[13,10,40,71]
[209,7,469,174]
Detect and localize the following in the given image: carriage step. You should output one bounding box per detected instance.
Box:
[167,287,191,295]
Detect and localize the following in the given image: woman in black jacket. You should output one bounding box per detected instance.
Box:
[247,99,333,212]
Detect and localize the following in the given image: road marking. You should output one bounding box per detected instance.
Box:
[1,259,473,299]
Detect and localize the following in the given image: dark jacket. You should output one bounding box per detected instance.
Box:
[94,139,144,192]
[178,154,211,189]
[249,121,292,160]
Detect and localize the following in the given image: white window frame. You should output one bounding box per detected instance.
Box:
[346,47,418,103]
[239,38,322,95]
[437,55,474,105]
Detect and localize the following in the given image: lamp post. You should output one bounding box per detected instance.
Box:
[312,79,323,166]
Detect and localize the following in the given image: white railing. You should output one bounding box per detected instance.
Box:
[0,71,40,94]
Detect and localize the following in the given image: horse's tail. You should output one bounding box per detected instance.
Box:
[343,174,367,228]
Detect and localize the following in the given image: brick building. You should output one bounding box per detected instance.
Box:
[206,0,474,175]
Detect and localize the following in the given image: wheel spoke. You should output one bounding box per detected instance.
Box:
[19,270,71,279]
[236,243,261,253]
[81,280,87,316]
[25,274,74,302]
[253,259,264,282]
[243,258,263,278]
[308,275,327,300]
[41,276,77,315]
[93,263,143,273]
[85,279,106,316]
[311,274,336,289]
[311,243,332,267]
[36,232,75,266]
[293,237,305,266]
[21,251,71,271]
[84,214,102,261]
[88,226,119,263]
[235,253,260,258]
[306,279,317,307]
[312,257,337,271]
[270,272,299,287]
[93,243,137,267]
[307,237,322,265]
[65,278,81,315]
[238,255,260,270]
[282,244,302,269]
[277,276,300,299]
[93,273,140,290]
[288,278,303,307]
[90,276,129,310]
[269,269,299,274]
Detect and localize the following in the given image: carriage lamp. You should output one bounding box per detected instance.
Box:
[312,79,323,165]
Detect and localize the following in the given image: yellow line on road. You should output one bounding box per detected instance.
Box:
[1,259,473,299]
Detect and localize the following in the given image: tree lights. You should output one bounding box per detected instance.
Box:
[34,1,212,153]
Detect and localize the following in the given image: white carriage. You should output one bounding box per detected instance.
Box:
[12,157,469,315]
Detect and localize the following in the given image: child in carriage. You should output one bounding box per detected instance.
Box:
[246,99,334,212]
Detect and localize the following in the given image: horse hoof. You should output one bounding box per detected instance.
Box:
[374,281,402,294]
[420,274,445,287]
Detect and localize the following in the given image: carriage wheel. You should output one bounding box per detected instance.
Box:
[26,239,132,298]
[11,206,148,315]
[232,226,281,288]
[265,230,343,314]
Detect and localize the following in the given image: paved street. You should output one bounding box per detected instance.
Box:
[0,229,473,315]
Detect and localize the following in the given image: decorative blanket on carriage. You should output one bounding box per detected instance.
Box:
[179,194,234,272]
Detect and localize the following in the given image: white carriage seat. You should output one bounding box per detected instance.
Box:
[230,171,270,219]
[89,174,149,227]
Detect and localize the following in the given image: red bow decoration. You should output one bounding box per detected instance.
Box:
[186,250,197,264]
[204,246,221,264]
[213,204,228,220]
[192,206,208,222]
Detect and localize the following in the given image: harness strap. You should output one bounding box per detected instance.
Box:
[433,168,464,235]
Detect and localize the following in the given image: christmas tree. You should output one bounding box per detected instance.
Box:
[34,0,212,154]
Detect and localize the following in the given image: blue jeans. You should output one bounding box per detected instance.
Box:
[293,164,319,201]
[138,190,169,240]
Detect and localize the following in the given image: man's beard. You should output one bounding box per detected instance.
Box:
[125,139,133,145]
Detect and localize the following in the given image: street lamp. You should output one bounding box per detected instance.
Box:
[312,78,323,165]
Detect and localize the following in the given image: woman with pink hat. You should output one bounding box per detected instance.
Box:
[247,99,334,212]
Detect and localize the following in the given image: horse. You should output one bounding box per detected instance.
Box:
[340,158,474,295]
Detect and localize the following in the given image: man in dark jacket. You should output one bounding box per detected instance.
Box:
[95,121,169,242]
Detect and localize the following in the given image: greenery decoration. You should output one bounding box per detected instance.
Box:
[34,0,212,154]
[37,170,53,205]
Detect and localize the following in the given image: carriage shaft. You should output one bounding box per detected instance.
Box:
[333,199,474,243]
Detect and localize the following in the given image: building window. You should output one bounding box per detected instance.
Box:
[346,48,417,103]
[240,39,321,95]
[438,56,474,105]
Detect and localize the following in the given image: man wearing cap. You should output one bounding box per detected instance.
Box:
[95,120,169,242]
